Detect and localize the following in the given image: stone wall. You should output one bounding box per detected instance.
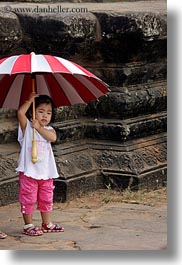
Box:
[0,1,167,204]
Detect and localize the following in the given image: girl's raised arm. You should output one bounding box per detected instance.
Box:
[17,92,39,133]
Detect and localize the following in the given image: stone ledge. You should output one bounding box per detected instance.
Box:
[0,132,166,204]
[0,2,166,63]
[0,111,167,145]
[54,111,167,143]
[55,133,167,180]
[0,178,19,206]
[0,80,167,144]
[87,63,166,86]
[86,110,166,135]
[54,133,166,201]
[54,170,103,202]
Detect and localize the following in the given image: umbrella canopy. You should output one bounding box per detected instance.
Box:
[0,53,109,109]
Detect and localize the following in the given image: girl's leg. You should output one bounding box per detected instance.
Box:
[38,179,64,232]
[19,173,37,220]
[41,211,51,225]
[23,213,33,225]
[19,173,43,236]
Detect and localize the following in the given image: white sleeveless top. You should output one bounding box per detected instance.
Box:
[16,119,59,180]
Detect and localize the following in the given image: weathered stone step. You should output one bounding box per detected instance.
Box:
[0,120,18,144]
[87,62,166,86]
[53,132,166,201]
[0,129,166,204]
[54,132,166,178]
[87,132,166,152]
[0,108,161,146]
[0,2,166,65]
[0,110,166,145]
[109,79,166,93]
[53,131,166,156]
[54,111,166,143]
[86,79,167,117]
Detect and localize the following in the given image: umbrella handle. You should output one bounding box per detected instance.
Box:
[31,77,38,164]
[32,129,38,164]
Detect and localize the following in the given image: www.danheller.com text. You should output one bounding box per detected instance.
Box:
[3,5,89,14]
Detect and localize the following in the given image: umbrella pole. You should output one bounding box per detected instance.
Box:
[31,77,38,164]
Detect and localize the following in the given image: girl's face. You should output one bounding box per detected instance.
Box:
[35,103,52,127]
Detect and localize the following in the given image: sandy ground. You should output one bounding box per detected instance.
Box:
[0,187,167,250]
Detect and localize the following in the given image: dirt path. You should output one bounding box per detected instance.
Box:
[0,187,167,250]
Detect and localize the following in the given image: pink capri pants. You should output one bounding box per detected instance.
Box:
[19,172,55,214]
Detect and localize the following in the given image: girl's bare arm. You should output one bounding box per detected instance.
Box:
[32,119,57,142]
[17,92,39,133]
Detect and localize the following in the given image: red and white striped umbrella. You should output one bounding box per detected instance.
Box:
[0,53,110,109]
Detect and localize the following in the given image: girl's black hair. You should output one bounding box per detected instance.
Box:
[26,94,56,123]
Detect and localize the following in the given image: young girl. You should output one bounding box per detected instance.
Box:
[16,92,64,236]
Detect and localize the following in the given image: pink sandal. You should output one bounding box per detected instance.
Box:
[42,223,64,233]
[23,226,43,236]
[0,231,7,239]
